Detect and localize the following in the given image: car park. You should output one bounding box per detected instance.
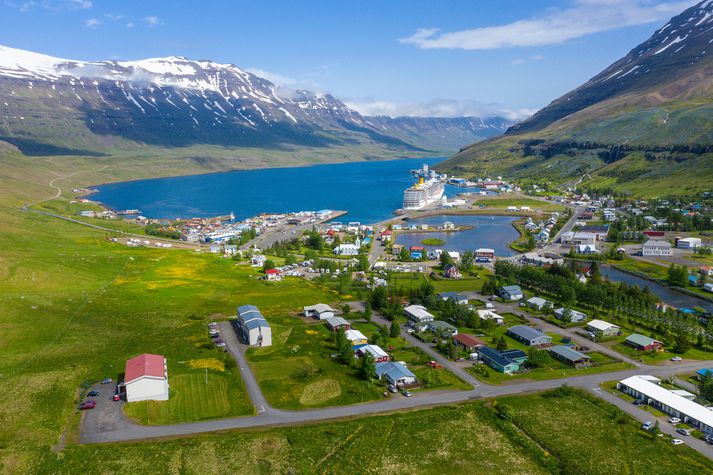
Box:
[671,439,684,445]
[676,428,691,436]
[668,417,681,424]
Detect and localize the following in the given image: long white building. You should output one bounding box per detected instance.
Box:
[237,305,272,347]
[618,375,713,435]
[124,353,169,402]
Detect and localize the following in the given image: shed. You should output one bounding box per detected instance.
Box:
[303,303,336,320]
[548,345,591,368]
[124,354,169,402]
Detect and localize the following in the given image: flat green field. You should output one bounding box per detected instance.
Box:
[34,389,712,474]
[472,195,566,212]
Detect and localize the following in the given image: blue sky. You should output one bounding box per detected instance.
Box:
[0,0,700,118]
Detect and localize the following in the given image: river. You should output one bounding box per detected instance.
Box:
[91,157,489,223]
[601,265,713,313]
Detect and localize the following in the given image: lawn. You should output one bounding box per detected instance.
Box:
[124,370,254,424]
[471,195,566,213]
[36,390,712,473]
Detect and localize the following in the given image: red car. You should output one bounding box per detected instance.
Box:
[112,394,121,401]
[79,401,97,410]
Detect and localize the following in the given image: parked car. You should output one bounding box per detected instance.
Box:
[388,384,398,393]
[79,401,97,410]
[676,428,691,436]
[100,378,113,384]
[641,421,655,431]
[112,394,121,401]
[485,303,494,309]
[634,400,646,406]
[671,439,684,445]
[401,390,413,397]
[87,390,99,397]
[670,356,682,362]
[668,417,681,424]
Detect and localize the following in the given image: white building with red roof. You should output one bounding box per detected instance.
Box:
[124,353,169,402]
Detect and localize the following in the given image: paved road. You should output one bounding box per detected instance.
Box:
[593,386,713,459]
[220,322,271,413]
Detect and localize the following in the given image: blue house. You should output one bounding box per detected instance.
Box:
[410,251,423,259]
[477,346,528,374]
[697,368,713,380]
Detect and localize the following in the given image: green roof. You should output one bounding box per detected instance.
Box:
[625,333,660,347]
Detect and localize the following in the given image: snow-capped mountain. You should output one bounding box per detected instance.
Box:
[508,0,713,134]
[0,45,511,155]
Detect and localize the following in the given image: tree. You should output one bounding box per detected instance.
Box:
[561,307,573,323]
[263,259,276,271]
[306,231,325,251]
[399,247,410,261]
[700,372,713,401]
[363,301,373,322]
[304,249,317,260]
[285,254,297,265]
[496,336,508,352]
[359,353,376,380]
[527,347,553,368]
[342,304,351,317]
[460,250,475,272]
[672,335,691,354]
[336,328,353,364]
[590,261,601,283]
[439,251,454,268]
[389,321,400,338]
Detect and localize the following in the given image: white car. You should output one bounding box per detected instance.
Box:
[668,417,681,424]
[670,356,682,362]
[671,439,684,445]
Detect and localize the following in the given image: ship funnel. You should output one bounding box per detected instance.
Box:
[419,177,424,184]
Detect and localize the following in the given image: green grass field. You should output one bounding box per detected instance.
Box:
[30,389,712,473]
[472,195,566,213]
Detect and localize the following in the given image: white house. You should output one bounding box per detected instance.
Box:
[705,283,713,293]
[642,240,672,256]
[251,254,267,267]
[124,353,169,402]
[526,296,551,311]
[375,362,417,387]
[358,344,390,362]
[586,319,620,337]
[404,304,435,324]
[678,237,702,249]
[476,309,504,325]
[554,307,586,323]
[237,305,272,347]
[303,303,336,320]
[334,243,359,256]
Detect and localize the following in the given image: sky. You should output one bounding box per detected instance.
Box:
[0,0,701,119]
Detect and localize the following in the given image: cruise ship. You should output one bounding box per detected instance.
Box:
[402,176,445,210]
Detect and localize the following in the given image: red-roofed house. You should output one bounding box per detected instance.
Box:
[264,268,281,281]
[124,354,169,402]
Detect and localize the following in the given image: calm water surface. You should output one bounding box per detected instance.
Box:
[395,215,520,257]
[92,157,481,223]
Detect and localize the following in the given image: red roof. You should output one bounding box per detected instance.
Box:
[265,268,280,275]
[454,333,485,348]
[125,354,165,384]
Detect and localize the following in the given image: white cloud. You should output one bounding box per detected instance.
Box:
[103,13,125,21]
[143,15,161,26]
[125,22,135,28]
[85,17,100,28]
[345,98,533,120]
[511,54,545,66]
[400,0,699,50]
[246,68,296,86]
[4,0,91,10]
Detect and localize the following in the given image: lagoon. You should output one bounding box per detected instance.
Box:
[395,215,520,257]
[92,157,483,223]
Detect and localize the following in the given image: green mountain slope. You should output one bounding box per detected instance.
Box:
[437,0,713,196]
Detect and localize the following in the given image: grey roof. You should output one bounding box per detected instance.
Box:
[429,320,457,331]
[375,362,416,380]
[244,318,270,330]
[549,345,590,362]
[508,325,548,341]
[325,317,349,327]
[438,292,468,301]
[238,304,261,317]
[501,285,522,294]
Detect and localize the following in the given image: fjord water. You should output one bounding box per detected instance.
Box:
[93,157,463,222]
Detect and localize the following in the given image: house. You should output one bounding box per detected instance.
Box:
[334,243,360,256]
[554,307,586,323]
[124,354,169,402]
[345,329,368,349]
[427,320,458,337]
[454,333,486,352]
[375,362,417,387]
[380,230,393,242]
[476,309,505,325]
[677,237,702,249]
[586,319,620,337]
[706,283,713,293]
[522,253,563,267]
[325,317,350,331]
[358,344,390,362]
[264,268,281,281]
[571,232,597,246]
[447,251,461,262]
[475,248,495,261]
[699,266,713,277]
[625,333,663,351]
[477,346,528,374]
[696,368,713,380]
[237,305,272,347]
[404,304,435,325]
[577,244,597,254]
[437,292,468,305]
[443,264,462,279]
[642,239,672,256]
[526,296,551,311]
[579,225,610,241]
[499,285,523,301]
[303,303,336,320]
[548,345,591,368]
[507,325,552,346]
[617,375,713,435]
